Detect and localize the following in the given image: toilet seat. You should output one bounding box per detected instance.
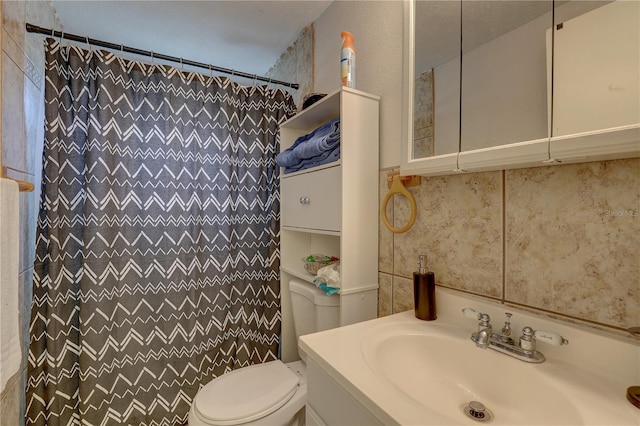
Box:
[192,360,301,426]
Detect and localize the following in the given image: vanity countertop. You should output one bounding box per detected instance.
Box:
[299,287,640,425]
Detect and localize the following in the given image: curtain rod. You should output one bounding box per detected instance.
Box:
[26,23,299,90]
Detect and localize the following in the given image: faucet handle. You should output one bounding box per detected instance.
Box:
[519,326,536,352]
[462,307,481,320]
[501,312,513,336]
[534,330,569,346]
[462,308,491,329]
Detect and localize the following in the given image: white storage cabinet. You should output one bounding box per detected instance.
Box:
[278,87,380,362]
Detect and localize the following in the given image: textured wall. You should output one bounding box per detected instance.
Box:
[378,159,640,335]
[0,2,57,424]
[413,69,434,158]
[313,0,404,169]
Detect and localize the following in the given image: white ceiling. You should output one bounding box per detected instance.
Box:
[50,0,333,77]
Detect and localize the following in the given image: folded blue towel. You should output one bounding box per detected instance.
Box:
[292,120,340,160]
[284,146,340,174]
[277,118,340,167]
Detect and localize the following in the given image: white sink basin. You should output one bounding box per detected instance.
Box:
[300,288,640,426]
[363,324,583,424]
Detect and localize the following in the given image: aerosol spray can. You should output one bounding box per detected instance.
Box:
[341,31,356,88]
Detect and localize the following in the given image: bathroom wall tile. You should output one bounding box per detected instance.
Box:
[2,1,26,62]
[393,171,503,298]
[24,33,45,89]
[413,70,434,158]
[379,170,393,273]
[0,370,21,426]
[505,159,640,329]
[378,272,392,317]
[2,1,26,45]
[18,269,33,371]
[18,175,38,273]
[24,74,43,175]
[4,170,37,275]
[25,1,57,79]
[2,51,27,172]
[413,125,434,159]
[3,26,25,73]
[392,275,413,314]
[414,70,433,130]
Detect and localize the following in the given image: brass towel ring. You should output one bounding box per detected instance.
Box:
[381,175,417,233]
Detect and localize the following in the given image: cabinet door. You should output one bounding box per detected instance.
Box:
[553,1,639,136]
[281,166,341,232]
[401,0,461,175]
[460,0,552,151]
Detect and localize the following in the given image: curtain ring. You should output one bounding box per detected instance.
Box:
[120,44,124,54]
[150,51,154,65]
[209,64,213,78]
[253,74,257,86]
[180,58,183,71]
[85,36,91,52]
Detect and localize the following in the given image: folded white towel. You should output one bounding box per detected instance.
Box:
[0,178,20,393]
[313,263,341,289]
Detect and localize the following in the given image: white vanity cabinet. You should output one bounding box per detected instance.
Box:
[278,87,380,363]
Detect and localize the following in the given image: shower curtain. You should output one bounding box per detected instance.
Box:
[26,39,295,426]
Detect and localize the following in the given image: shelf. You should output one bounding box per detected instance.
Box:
[280,161,341,179]
[280,265,316,284]
[281,226,340,237]
[279,88,379,362]
[281,87,380,131]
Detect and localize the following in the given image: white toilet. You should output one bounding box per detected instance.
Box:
[188,279,340,426]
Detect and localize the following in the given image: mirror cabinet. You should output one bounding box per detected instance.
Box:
[402,0,639,176]
[550,0,639,162]
[401,0,461,174]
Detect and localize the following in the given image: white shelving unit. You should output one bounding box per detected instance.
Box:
[279,87,380,362]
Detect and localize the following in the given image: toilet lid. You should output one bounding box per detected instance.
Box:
[193,360,300,426]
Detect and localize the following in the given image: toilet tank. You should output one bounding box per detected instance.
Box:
[289,279,340,343]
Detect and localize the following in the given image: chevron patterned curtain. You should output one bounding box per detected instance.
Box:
[26,39,295,426]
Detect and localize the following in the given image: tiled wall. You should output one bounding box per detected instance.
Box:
[0,2,57,424]
[378,158,640,336]
[413,69,434,158]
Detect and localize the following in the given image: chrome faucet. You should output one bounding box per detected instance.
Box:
[472,313,492,348]
[462,307,569,363]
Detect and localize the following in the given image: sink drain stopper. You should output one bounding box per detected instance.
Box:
[463,401,493,423]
